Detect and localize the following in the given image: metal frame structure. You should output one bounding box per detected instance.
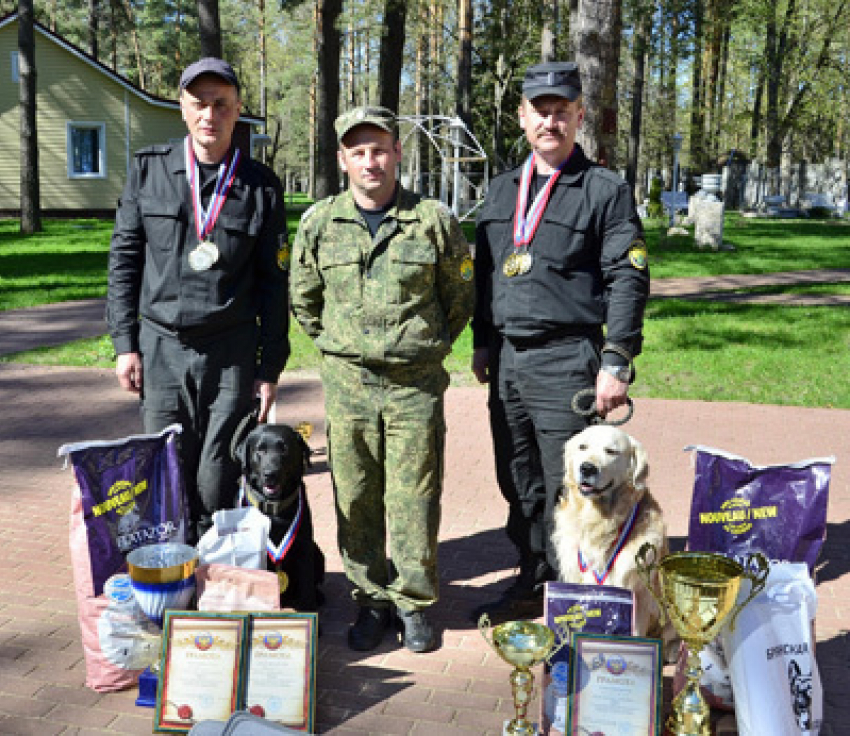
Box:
[397,115,489,222]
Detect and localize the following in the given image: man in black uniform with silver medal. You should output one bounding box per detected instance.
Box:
[107,58,289,545]
[471,61,649,622]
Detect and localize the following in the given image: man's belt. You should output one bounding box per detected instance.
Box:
[506,325,603,350]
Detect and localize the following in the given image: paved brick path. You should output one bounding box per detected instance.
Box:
[0,274,848,734]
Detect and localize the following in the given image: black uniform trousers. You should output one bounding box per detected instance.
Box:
[139,320,258,544]
[491,333,599,585]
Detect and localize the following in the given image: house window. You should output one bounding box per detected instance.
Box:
[11,51,19,82]
[67,122,106,178]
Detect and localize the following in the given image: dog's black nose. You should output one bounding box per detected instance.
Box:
[580,462,597,477]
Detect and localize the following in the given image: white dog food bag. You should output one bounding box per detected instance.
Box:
[721,562,822,735]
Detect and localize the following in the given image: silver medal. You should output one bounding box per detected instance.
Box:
[188,239,219,271]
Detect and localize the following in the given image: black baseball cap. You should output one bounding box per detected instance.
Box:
[179,58,240,93]
[523,61,582,101]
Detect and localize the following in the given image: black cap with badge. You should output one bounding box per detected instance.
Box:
[179,57,241,93]
[522,61,582,102]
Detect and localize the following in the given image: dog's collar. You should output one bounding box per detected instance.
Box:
[239,480,305,565]
[242,480,301,518]
[578,500,641,585]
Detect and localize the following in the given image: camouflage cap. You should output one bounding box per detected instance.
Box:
[335,106,397,142]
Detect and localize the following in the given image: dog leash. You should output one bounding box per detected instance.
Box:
[571,388,634,426]
[229,401,261,462]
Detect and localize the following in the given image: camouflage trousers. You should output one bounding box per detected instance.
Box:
[321,354,449,612]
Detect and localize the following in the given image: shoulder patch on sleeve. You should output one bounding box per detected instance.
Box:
[460,254,474,281]
[276,233,291,271]
[628,239,648,270]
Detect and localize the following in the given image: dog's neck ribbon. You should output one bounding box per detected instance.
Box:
[264,485,303,565]
[239,479,304,565]
[577,500,640,585]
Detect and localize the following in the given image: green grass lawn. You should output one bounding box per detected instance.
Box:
[2,213,850,408]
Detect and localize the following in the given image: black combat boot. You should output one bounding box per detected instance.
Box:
[348,605,391,651]
[396,608,437,653]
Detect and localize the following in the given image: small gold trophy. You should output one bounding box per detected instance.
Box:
[479,615,565,736]
[635,543,768,736]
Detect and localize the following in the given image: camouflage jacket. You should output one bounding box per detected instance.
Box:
[290,187,474,367]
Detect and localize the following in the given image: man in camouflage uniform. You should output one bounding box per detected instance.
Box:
[290,106,474,653]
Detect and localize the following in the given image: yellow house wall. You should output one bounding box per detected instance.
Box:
[0,19,187,213]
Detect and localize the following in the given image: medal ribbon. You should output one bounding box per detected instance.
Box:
[265,486,303,565]
[184,135,240,242]
[512,151,570,248]
[237,479,304,565]
[577,501,641,585]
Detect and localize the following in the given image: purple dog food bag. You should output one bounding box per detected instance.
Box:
[59,425,188,692]
[59,424,188,596]
[685,446,834,574]
[540,582,634,735]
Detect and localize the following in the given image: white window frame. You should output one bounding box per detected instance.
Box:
[67,122,107,179]
[10,50,19,82]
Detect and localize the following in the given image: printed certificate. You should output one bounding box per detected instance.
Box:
[244,613,317,732]
[568,632,662,736]
[154,612,247,733]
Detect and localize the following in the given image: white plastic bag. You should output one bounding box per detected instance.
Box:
[197,506,270,570]
[721,562,822,736]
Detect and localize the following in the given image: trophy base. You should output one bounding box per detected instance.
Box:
[135,666,158,708]
[503,719,538,736]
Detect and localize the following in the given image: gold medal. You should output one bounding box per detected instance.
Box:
[277,570,289,593]
[517,252,533,275]
[503,253,520,277]
[188,239,219,271]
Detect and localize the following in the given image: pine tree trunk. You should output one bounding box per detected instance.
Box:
[19,0,42,234]
[571,0,622,168]
[315,0,342,199]
[378,0,406,112]
[197,0,223,58]
[456,0,472,128]
[626,1,650,192]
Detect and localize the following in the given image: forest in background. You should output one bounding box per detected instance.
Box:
[7,0,850,203]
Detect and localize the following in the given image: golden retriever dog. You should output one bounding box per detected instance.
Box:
[552,424,673,646]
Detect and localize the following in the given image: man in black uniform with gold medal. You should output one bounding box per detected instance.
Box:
[107,58,289,545]
[471,61,649,622]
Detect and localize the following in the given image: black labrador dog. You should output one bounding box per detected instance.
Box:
[232,420,325,612]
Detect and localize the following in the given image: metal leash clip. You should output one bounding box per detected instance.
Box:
[570,388,634,426]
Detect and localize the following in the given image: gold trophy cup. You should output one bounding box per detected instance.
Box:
[479,615,565,736]
[635,543,768,736]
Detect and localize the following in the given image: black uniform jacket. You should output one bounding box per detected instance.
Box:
[107,143,289,383]
[472,144,649,360]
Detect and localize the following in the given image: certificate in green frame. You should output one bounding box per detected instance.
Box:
[567,632,663,736]
[154,611,249,733]
[152,611,318,734]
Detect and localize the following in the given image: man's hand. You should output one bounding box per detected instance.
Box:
[472,347,490,384]
[116,352,143,394]
[254,380,278,423]
[595,369,629,417]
